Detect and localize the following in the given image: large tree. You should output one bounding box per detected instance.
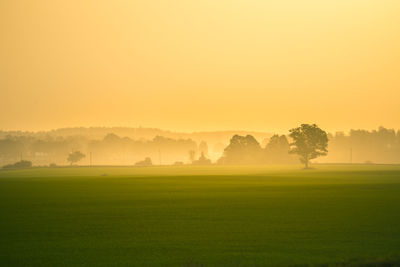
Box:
[218,135,263,164]
[289,124,328,168]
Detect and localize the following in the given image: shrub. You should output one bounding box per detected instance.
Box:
[135,157,153,167]
[2,160,32,170]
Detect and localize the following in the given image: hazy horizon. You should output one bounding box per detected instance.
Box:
[1,125,399,136]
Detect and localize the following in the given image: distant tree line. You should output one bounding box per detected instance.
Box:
[217,124,328,168]
[2,160,32,170]
[326,127,400,164]
[0,134,197,166]
[1,126,399,168]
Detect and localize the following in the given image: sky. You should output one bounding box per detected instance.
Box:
[1,0,399,134]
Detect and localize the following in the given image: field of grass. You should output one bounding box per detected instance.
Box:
[1,165,400,266]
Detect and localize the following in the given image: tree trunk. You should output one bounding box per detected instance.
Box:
[304,155,309,169]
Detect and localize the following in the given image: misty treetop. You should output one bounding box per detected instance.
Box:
[218,135,263,164]
[218,134,297,165]
[264,135,298,164]
[289,124,328,168]
[67,151,86,165]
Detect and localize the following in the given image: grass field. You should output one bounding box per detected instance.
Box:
[1,165,400,266]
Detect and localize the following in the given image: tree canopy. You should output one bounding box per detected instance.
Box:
[218,135,263,164]
[135,157,153,167]
[264,135,296,164]
[289,124,328,168]
[67,151,85,165]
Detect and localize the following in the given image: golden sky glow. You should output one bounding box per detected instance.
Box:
[1,0,399,133]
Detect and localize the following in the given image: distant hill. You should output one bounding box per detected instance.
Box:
[0,127,273,146]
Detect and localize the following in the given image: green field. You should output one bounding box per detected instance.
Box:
[1,165,400,266]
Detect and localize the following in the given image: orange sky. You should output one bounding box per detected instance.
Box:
[1,0,399,133]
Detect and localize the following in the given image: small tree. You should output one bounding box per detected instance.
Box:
[67,151,85,165]
[135,157,152,167]
[188,150,196,163]
[198,141,209,157]
[289,124,328,168]
[192,152,212,165]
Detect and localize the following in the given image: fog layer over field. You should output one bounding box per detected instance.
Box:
[0,126,399,166]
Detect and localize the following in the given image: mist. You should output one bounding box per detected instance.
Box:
[1,126,399,167]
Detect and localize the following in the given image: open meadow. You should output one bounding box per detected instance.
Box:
[1,165,400,266]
